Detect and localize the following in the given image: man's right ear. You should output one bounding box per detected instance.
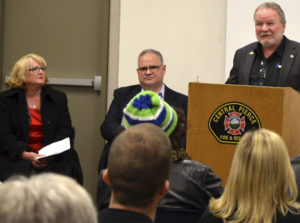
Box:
[103,169,111,186]
[159,180,169,197]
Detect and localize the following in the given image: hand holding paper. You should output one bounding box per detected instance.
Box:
[36,138,70,160]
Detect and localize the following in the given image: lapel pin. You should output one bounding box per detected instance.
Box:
[249,51,254,55]
[290,54,294,59]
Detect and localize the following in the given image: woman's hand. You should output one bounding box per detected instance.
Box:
[22,151,49,169]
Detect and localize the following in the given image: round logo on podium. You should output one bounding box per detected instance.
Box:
[208,102,261,144]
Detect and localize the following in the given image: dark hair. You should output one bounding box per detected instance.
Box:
[169,107,191,161]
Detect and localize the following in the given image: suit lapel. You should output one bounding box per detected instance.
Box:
[242,49,256,84]
[278,39,296,86]
[16,91,30,142]
[164,85,173,103]
[127,85,141,103]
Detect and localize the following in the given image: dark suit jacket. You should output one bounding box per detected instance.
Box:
[98,84,188,172]
[0,85,83,183]
[226,37,300,90]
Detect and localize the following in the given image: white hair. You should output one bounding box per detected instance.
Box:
[0,173,97,223]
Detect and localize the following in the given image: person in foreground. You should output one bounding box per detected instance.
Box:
[199,128,300,223]
[158,108,223,213]
[98,48,187,171]
[98,91,223,218]
[0,173,97,223]
[0,53,82,183]
[98,123,172,223]
[226,2,300,90]
[291,154,300,202]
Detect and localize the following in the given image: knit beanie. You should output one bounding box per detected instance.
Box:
[123,91,178,136]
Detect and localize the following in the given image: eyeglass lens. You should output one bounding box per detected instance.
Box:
[138,65,161,72]
[28,67,47,72]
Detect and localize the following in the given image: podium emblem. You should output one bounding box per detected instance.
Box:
[224,112,245,135]
[209,102,261,144]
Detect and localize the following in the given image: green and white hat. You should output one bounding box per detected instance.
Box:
[123,91,178,136]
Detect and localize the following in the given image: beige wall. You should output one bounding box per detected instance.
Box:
[108,0,227,104]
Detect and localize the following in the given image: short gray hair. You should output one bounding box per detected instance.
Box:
[0,173,97,223]
[138,49,164,65]
[254,2,286,24]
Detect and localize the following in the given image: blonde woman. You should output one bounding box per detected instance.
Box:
[0,54,82,183]
[200,128,300,223]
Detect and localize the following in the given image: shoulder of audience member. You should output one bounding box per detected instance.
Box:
[291,154,300,163]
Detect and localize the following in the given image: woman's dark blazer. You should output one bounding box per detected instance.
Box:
[0,85,83,183]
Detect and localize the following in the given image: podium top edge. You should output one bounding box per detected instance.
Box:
[188,82,295,91]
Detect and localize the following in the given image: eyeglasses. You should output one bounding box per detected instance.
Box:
[137,65,162,72]
[28,66,47,72]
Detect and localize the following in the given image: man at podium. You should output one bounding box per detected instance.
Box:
[226,2,300,91]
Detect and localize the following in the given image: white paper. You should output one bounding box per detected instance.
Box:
[36,137,70,160]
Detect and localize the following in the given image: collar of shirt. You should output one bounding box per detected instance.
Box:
[255,35,286,59]
[141,83,165,100]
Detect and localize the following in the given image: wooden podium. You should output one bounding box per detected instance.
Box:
[187,82,300,185]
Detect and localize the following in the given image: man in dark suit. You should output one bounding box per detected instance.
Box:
[226,2,300,90]
[98,49,188,171]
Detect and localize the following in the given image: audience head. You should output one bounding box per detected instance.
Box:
[136,49,166,93]
[210,128,299,223]
[253,2,285,49]
[169,107,186,150]
[123,91,187,154]
[8,53,48,88]
[0,173,97,223]
[123,91,178,136]
[104,123,172,208]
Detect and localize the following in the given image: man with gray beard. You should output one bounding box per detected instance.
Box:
[226,2,300,90]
